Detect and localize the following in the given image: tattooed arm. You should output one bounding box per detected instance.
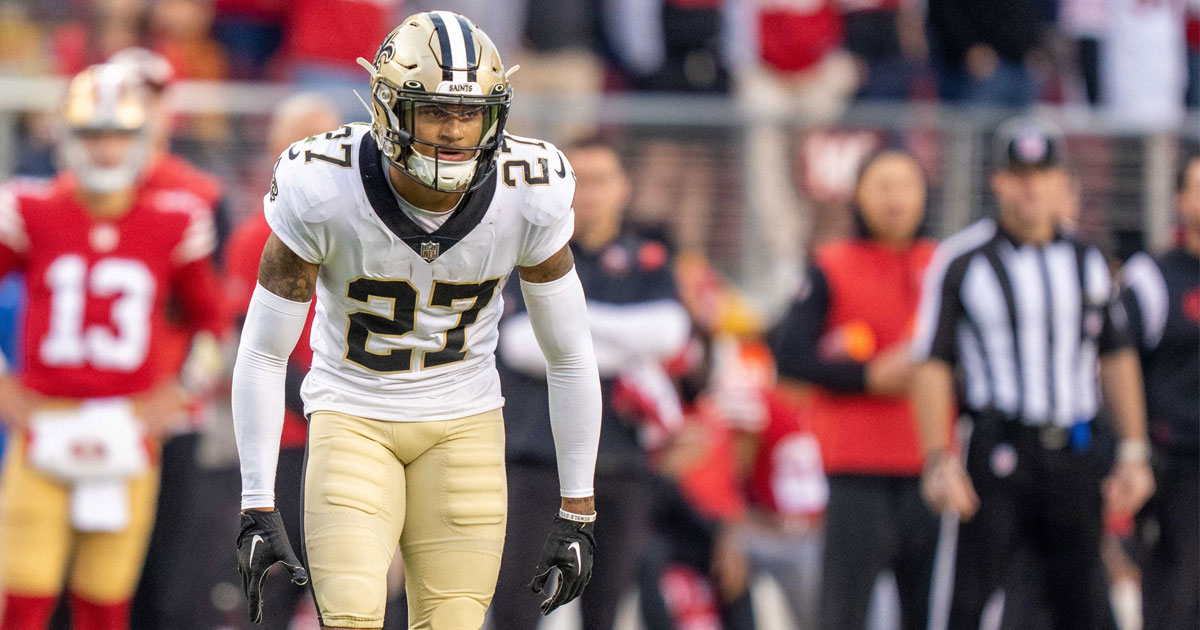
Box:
[258,233,319,302]
[232,232,318,511]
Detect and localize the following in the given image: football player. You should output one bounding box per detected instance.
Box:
[0,63,226,630]
[231,11,602,630]
[224,93,341,630]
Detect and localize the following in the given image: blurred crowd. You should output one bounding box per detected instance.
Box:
[0,0,1198,119]
[0,4,1196,630]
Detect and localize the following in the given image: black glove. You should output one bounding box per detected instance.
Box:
[237,510,309,624]
[528,514,595,615]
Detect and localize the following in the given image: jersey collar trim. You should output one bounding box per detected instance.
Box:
[358,133,497,263]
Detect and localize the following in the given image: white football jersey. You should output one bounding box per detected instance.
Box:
[264,123,575,422]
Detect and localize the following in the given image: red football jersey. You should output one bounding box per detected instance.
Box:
[142,153,224,210]
[746,387,828,518]
[140,152,226,383]
[0,176,225,399]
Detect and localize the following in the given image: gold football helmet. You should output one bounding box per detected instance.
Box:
[58,63,155,193]
[357,11,512,193]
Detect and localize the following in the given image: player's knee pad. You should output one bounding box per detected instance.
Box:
[312,573,387,628]
[427,596,487,630]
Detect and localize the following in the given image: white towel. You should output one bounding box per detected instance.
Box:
[71,478,131,532]
[27,399,148,532]
[27,398,149,482]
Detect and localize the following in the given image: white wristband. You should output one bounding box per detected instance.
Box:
[1117,439,1150,464]
[558,509,597,523]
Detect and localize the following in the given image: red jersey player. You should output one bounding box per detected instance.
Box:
[0,63,225,630]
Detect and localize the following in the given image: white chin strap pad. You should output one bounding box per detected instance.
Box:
[78,166,141,193]
[406,149,477,190]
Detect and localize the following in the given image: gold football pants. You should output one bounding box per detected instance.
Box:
[0,437,159,603]
[303,409,507,629]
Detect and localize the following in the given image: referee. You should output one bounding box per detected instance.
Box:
[910,116,1155,630]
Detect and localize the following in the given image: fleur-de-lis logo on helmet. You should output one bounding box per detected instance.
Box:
[374,26,400,67]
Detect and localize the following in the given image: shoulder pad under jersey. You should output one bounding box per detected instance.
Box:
[267,124,371,224]
[498,134,576,227]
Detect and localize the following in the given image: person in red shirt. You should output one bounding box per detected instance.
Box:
[737,384,827,630]
[0,64,225,630]
[769,149,938,630]
[221,93,339,630]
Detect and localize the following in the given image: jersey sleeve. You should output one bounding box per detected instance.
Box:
[0,187,29,275]
[516,146,577,267]
[1119,252,1168,352]
[171,257,229,337]
[911,246,969,365]
[263,150,327,265]
[170,201,217,267]
[1083,247,1132,355]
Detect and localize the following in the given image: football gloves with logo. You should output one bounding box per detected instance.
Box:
[236,510,308,624]
[529,514,596,615]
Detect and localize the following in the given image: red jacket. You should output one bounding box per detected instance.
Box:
[811,239,935,475]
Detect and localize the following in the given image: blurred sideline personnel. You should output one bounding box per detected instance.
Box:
[912,116,1154,630]
[231,12,602,630]
[223,93,341,630]
[770,149,939,630]
[0,63,225,630]
[105,46,233,630]
[1122,153,1200,630]
[494,139,690,630]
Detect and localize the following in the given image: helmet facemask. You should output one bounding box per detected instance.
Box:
[366,70,510,193]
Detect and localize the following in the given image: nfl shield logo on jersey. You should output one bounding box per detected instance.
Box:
[420,240,440,262]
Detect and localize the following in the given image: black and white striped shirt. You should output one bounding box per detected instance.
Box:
[912,219,1130,427]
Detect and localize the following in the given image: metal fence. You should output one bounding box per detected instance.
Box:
[1,76,1196,322]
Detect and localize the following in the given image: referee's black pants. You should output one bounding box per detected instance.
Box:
[948,417,1116,630]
